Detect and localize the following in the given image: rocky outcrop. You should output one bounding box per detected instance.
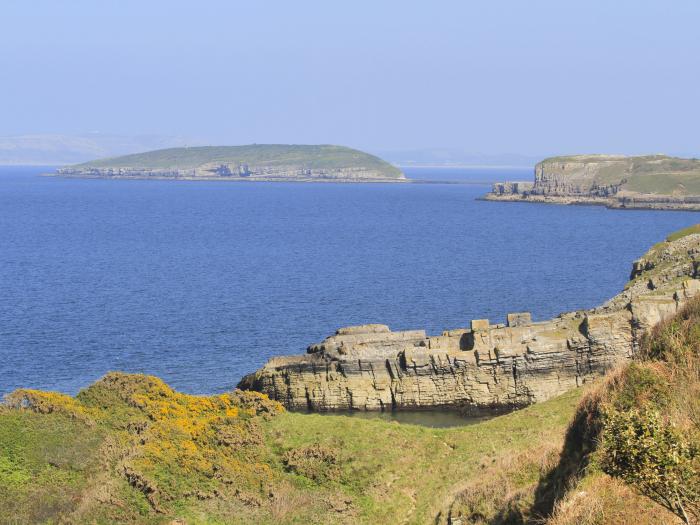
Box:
[484,154,700,210]
[239,232,700,412]
[57,164,403,182]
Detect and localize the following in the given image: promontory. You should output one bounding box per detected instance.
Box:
[238,225,700,412]
[485,154,700,210]
[54,144,406,182]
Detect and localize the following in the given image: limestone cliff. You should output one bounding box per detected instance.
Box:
[239,231,700,412]
[486,154,700,210]
[55,144,405,182]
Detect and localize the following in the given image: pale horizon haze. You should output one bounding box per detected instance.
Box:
[1,0,699,159]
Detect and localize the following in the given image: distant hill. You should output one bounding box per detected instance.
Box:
[0,134,198,165]
[486,154,700,210]
[373,147,540,168]
[56,144,405,182]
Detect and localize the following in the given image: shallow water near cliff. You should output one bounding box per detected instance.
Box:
[2,165,699,397]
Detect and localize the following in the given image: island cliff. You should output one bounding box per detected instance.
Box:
[239,228,700,411]
[54,144,405,182]
[484,154,700,210]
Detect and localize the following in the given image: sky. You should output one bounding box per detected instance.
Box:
[1,0,699,157]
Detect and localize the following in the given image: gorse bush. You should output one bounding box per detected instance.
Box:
[2,372,285,521]
[596,297,700,524]
[600,407,699,523]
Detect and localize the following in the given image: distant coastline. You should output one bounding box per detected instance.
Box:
[395,163,533,169]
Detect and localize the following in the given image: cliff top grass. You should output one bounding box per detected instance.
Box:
[3,371,681,525]
[0,370,584,524]
[542,153,677,163]
[73,144,404,178]
[667,224,700,242]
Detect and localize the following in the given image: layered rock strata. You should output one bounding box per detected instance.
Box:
[485,155,700,210]
[239,233,700,412]
[57,164,403,182]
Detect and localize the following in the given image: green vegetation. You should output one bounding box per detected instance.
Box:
[536,296,700,524]
[0,372,583,524]
[625,172,700,195]
[667,224,700,242]
[75,144,404,178]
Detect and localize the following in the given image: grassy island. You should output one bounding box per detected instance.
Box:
[55,144,405,182]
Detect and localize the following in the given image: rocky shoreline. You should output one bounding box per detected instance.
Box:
[478,191,700,211]
[483,191,700,211]
[53,165,406,183]
[239,231,700,412]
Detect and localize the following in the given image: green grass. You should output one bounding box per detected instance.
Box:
[624,172,700,195]
[666,224,700,242]
[0,411,104,525]
[0,374,582,524]
[264,388,581,524]
[76,144,404,178]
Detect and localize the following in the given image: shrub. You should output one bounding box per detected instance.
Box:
[600,406,699,523]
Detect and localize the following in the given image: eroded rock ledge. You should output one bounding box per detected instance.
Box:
[56,164,404,183]
[238,233,700,412]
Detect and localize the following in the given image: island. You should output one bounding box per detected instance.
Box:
[485,154,700,210]
[54,144,406,182]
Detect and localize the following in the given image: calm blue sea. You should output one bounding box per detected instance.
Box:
[1,165,698,396]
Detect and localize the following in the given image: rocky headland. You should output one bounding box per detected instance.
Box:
[54,144,405,183]
[484,154,700,210]
[239,228,700,412]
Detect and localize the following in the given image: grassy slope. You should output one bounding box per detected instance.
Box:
[0,373,582,524]
[666,224,700,242]
[75,144,404,178]
[536,298,700,525]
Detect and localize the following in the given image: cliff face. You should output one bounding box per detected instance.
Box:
[486,154,700,210]
[532,157,626,197]
[239,232,700,412]
[57,164,400,182]
[55,144,406,182]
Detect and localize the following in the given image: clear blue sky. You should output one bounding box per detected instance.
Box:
[1,0,698,156]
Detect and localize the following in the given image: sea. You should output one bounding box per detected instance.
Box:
[1,165,698,399]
